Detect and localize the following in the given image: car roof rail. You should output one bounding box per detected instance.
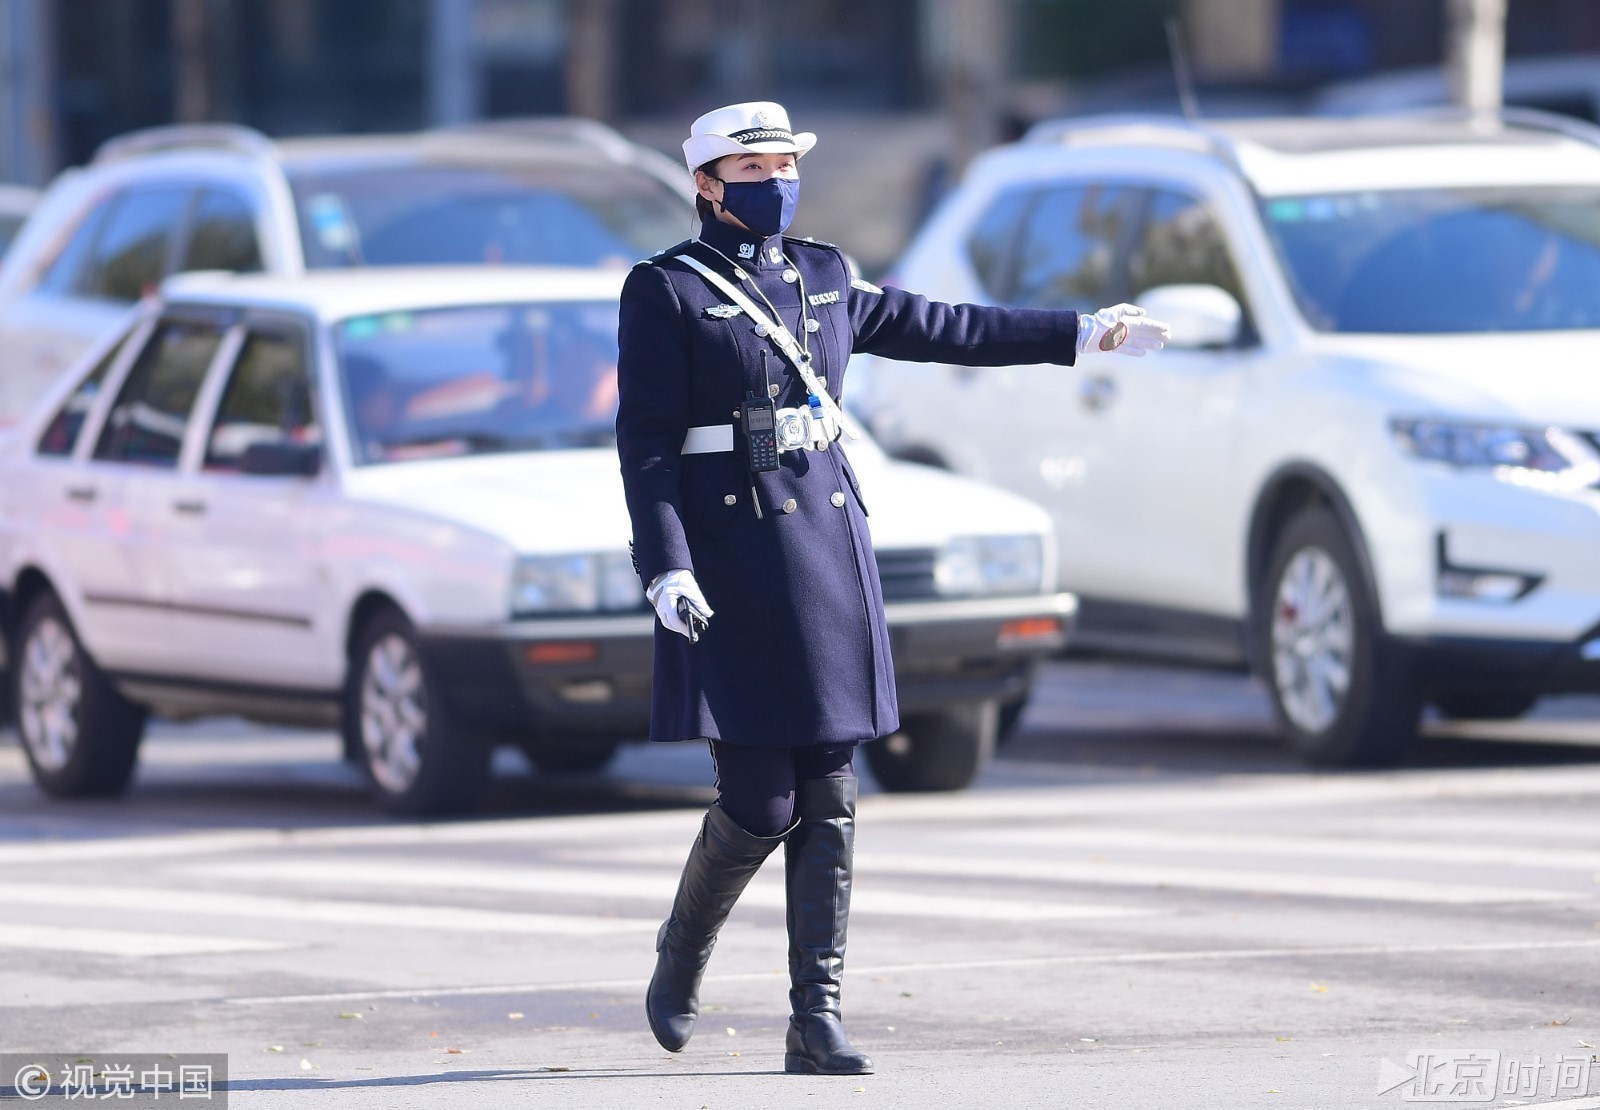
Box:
[92,124,277,166]
[1389,104,1600,148]
[441,116,643,161]
[1021,113,1245,172]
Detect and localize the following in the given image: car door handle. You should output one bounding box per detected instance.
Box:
[65,485,97,503]
[1079,374,1117,412]
[172,499,207,515]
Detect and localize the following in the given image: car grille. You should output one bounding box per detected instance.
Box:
[874,547,940,601]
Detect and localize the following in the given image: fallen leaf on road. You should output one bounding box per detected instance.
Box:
[726,1027,737,1036]
[265,1046,283,1054]
[445,1047,466,1054]
[299,1059,314,1071]
[1310,982,1329,993]
[508,1013,524,1021]
[539,1067,570,1073]
[337,1012,363,1020]
[1276,1036,1292,1042]
[1578,1041,1595,1049]
[1550,1016,1572,1026]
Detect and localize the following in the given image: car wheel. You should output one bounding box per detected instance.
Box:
[865,700,998,792]
[519,736,621,774]
[344,608,489,816]
[1259,506,1419,767]
[1433,693,1538,721]
[12,592,145,797]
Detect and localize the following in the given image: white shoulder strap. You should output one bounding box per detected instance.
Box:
[675,253,861,440]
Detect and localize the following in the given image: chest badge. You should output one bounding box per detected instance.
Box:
[705,304,745,320]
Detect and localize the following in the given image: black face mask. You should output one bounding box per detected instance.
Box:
[710,175,801,237]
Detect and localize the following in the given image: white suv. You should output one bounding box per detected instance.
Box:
[852,111,1600,766]
[0,121,693,426]
[0,267,1074,813]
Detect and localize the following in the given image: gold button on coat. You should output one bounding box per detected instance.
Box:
[782,498,797,513]
[831,491,846,507]
[724,494,737,506]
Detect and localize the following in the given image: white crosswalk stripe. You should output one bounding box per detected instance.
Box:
[0,922,292,958]
[183,859,1160,923]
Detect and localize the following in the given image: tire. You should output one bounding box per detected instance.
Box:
[1433,693,1538,721]
[12,592,145,797]
[865,700,998,792]
[344,607,490,816]
[519,736,620,774]
[1258,506,1419,767]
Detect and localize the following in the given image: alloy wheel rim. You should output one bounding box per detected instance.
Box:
[1270,547,1355,735]
[19,616,82,773]
[360,633,427,795]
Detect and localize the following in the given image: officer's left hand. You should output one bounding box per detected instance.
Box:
[1077,304,1171,357]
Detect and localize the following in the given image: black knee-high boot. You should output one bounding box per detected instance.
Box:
[784,776,874,1075]
[647,803,791,1052]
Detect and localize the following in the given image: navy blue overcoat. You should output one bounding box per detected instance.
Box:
[616,215,1080,747]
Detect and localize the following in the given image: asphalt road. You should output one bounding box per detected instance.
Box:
[2,660,1600,1109]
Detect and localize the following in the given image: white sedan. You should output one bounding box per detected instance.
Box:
[0,267,1075,814]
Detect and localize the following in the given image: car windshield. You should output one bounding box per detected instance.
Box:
[289,162,689,270]
[1260,185,1600,333]
[335,301,619,465]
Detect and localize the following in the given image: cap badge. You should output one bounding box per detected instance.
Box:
[752,109,772,127]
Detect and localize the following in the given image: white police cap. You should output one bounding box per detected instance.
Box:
[683,101,817,172]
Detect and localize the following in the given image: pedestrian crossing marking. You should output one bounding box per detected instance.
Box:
[0,883,659,936]
[0,922,292,958]
[183,860,1158,923]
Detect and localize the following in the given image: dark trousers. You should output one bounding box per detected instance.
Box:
[708,740,855,837]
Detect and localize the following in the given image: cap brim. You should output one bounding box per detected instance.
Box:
[684,131,817,171]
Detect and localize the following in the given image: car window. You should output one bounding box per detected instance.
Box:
[92,318,225,466]
[83,186,195,302]
[1128,189,1248,308]
[288,163,690,269]
[37,202,112,296]
[204,328,318,471]
[1261,185,1600,333]
[180,189,264,274]
[335,300,619,465]
[37,333,126,457]
[1008,184,1136,310]
[965,186,1036,301]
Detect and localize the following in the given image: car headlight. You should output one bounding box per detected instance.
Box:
[512,553,642,614]
[934,535,1044,597]
[1390,419,1600,494]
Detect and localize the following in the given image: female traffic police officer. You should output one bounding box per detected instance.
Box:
[616,101,1169,1076]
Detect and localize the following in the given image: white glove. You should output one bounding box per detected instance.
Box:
[1076,303,1171,357]
[646,568,713,640]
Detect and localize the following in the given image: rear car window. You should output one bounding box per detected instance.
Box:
[93,318,225,466]
[1128,190,1247,307]
[288,162,689,270]
[37,334,126,457]
[82,186,195,302]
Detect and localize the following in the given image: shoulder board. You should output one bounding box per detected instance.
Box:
[783,234,840,251]
[635,239,697,267]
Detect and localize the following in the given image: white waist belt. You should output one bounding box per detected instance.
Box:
[682,424,735,454]
[680,412,842,456]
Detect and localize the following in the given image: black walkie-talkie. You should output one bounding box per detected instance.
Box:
[743,351,780,474]
[742,395,779,472]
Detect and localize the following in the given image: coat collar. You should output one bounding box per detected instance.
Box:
[696,215,787,272]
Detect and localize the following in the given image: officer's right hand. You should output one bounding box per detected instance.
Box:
[646,569,714,639]
[1077,304,1170,357]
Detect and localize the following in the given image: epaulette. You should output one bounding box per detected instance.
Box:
[783,234,840,251]
[634,238,697,267]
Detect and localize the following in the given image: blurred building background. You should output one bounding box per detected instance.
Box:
[1,0,1595,268]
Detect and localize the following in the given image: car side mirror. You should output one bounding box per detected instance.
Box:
[238,440,321,477]
[1135,284,1244,350]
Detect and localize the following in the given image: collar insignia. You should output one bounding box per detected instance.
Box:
[737,242,756,259]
